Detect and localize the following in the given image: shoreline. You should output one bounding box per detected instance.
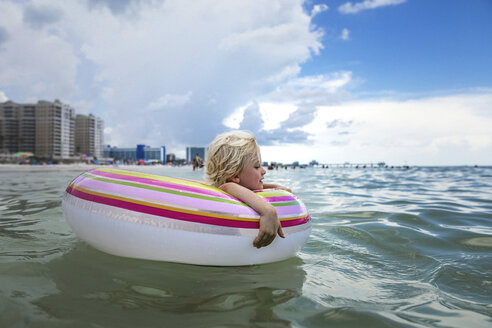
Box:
[0,163,191,173]
[0,163,488,173]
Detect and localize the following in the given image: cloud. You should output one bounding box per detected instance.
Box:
[264,71,354,105]
[79,0,322,149]
[23,3,63,29]
[0,2,79,102]
[148,92,192,110]
[234,101,314,146]
[326,119,353,129]
[222,70,356,146]
[338,0,406,14]
[232,90,492,165]
[341,28,350,40]
[239,101,265,132]
[280,105,318,129]
[0,91,8,102]
[0,0,323,152]
[223,70,355,146]
[257,129,312,146]
[86,0,143,15]
[296,92,492,165]
[290,71,353,92]
[0,26,9,46]
[311,4,329,17]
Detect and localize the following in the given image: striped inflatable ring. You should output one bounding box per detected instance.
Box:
[62,168,311,266]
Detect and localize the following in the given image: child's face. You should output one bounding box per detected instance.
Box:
[237,157,266,190]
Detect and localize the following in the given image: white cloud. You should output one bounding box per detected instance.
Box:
[311,4,329,17]
[0,91,8,102]
[341,28,350,40]
[0,1,79,101]
[339,0,406,14]
[227,90,492,165]
[23,3,63,28]
[148,92,192,110]
[260,103,298,130]
[277,92,492,165]
[222,70,354,146]
[264,64,301,85]
[264,71,354,106]
[222,102,252,130]
[0,0,323,150]
[289,71,353,91]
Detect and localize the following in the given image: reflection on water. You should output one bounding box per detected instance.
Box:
[1,166,492,327]
[32,244,305,327]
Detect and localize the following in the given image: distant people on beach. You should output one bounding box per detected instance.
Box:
[205,130,291,248]
[192,153,203,171]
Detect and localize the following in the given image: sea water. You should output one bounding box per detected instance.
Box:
[0,165,491,327]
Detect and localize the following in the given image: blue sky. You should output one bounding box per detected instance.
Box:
[0,0,491,165]
[303,0,492,94]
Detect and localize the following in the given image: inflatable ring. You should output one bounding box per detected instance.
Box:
[62,168,311,266]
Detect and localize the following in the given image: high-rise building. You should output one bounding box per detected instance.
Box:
[34,100,75,159]
[0,101,22,154]
[75,114,104,158]
[186,146,207,163]
[0,103,38,154]
[0,100,75,158]
[19,104,36,153]
[0,100,92,160]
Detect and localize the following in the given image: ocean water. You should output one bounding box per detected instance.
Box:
[0,165,491,328]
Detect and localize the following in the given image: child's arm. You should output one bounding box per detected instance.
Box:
[220,182,285,248]
[263,183,292,193]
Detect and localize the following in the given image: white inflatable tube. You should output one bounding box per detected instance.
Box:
[62,168,311,266]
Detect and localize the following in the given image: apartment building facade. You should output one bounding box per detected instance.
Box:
[0,102,36,154]
[0,100,102,159]
[34,100,75,158]
[75,114,104,159]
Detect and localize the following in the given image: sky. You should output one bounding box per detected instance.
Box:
[0,0,491,165]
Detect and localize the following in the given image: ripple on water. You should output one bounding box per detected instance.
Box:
[1,167,492,328]
[462,237,492,248]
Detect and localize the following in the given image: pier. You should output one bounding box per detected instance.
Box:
[318,162,386,168]
[316,162,410,169]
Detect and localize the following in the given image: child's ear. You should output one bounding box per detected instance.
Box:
[230,176,240,184]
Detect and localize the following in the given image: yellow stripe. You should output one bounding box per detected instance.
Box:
[96,168,225,194]
[256,190,293,198]
[70,184,307,222]
[72,184,256,221]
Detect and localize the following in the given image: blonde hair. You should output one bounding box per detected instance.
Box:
[206,130,261,187]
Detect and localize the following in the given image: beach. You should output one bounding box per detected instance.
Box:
[0,163,185,173]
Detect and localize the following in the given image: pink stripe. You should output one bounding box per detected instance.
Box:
[68,186,258,228]
[275,205,307,216]
[77,176,257,216]
[89,169,232,199]
[66,186,310,229]
[262,196,296,202]
[282,215,311,227]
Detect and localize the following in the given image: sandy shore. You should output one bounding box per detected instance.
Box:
[0,163,190,173]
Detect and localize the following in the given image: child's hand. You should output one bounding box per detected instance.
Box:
[219,182,286,248]
[253,206,285,248]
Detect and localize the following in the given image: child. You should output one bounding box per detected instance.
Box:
[206,130,290,248]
